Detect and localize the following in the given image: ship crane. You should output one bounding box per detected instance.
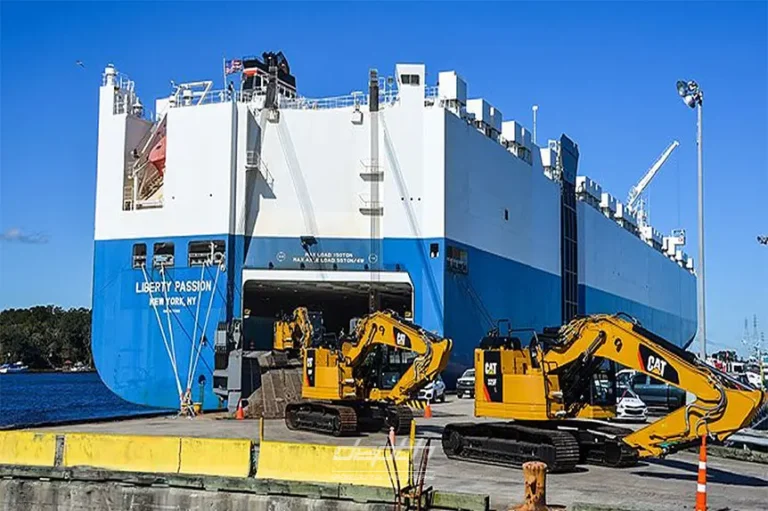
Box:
[626,140,679,226]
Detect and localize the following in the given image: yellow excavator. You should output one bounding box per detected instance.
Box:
[442,314,766,472]
[285,310,453,436]
[273,306,322,354]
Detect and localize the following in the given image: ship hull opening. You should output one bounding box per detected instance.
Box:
[241,271,413,350]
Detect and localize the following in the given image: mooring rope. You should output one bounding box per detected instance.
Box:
[185,261,207,394]
[159,265,180,386]
[140,264,184,403]
[188,260,223,392]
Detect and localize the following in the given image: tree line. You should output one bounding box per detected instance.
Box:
[0,306,92,369]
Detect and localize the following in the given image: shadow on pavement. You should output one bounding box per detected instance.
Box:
[636,458,768,487]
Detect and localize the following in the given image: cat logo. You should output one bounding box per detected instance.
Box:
[638,345,680,384]
[305,349,316,387]
[483,352,503,402]
[647,355,667,377]
[393,327,412,348]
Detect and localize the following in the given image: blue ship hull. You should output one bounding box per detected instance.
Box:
[92,234,695,410]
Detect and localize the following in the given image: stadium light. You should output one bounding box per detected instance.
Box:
[677,79,706,360]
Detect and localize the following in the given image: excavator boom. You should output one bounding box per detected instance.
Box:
[547,315,765,457]
[341,310,453,404]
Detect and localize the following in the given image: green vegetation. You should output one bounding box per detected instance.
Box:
[0,306,92,370]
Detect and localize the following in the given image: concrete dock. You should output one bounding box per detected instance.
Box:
[27,398,768,511]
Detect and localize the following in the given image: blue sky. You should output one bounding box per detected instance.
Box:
[1,1,766,354]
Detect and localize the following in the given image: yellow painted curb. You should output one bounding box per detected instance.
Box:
[256,440,410,488]
[180,437,252,477]
[63,433,180,474]
[0,431,57,467]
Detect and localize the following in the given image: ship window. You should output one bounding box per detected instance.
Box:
[429,243,439,258]
[504,209,509,221]
[189,240,226,266]
[401,74,420,86]
[447,245,468,274]
[153,242,175,267]
[132,243,147,269]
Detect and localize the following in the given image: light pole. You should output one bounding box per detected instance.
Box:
[532,105,539,145]
[677,79,706,360]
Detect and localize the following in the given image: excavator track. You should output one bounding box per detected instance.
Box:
[562,422,639,467]
[442,422,581,473]
[285,402,359,436]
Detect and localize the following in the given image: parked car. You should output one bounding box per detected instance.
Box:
[615,387,648,422]
[419,375,446,403]
[617,369,686,411]
[456,369,475,399]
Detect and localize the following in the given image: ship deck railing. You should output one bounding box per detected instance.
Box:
[169,89,246,108]
[164,85,440,111]
[279,91,394,110]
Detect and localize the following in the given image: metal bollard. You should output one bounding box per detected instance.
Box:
[511,461,564,511]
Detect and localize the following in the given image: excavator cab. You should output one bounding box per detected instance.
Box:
[356,345,417,392]
[576,359,618,419]
[378,346,417,391]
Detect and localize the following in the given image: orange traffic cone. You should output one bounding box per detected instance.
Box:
[695,435,707,511]
[424,401,433,419]
[235,400,245,420]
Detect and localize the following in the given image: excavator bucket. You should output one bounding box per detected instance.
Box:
[214,312,311,418]
[244,351,303,419]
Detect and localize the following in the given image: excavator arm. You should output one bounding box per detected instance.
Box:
[543,314,766,457]
[273,307,317,352]
[340,310,453,404]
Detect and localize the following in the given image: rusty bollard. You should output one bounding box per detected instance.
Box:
[511,462,564,511]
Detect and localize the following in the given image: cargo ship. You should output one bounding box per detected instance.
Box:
[92,52,696,411]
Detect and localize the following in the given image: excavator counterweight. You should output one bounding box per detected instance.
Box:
[443,314,765,472]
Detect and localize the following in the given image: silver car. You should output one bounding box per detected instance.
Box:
[456,369,475,399]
